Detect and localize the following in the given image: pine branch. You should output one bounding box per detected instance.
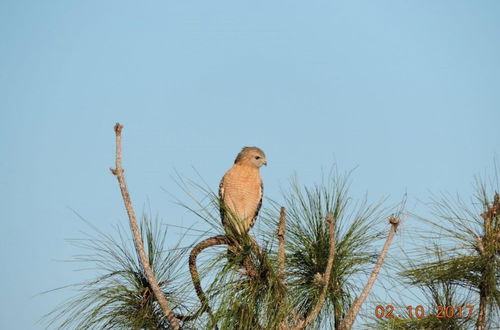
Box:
[110,123,181,330]
[277,207,287,282]
[339,216,400,330]
[187,234,229,321]
[293,213,336,330]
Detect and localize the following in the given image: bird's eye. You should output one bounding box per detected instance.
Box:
[255,156,261,160]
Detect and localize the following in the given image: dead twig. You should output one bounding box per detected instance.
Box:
[277,207,286,282]
[339,216,400,330]
[293,213,335,330]
[476,192,499,330]
[110,123,181,330]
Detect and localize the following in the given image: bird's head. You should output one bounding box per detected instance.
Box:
[234,146,267,168]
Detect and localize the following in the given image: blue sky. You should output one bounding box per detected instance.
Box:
[1,1,499,328]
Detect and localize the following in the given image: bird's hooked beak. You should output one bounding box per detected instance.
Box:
[263,160,268,166]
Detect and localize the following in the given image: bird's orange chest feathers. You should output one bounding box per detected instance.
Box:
[221,164,262,221]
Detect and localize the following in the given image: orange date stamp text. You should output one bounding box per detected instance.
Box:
[374,304,475,319]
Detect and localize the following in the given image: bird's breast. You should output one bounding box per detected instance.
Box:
[222,166,262,221]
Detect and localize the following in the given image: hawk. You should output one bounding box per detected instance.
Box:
[219,147,267,237]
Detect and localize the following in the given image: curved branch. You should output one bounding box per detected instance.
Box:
[186,235,229,321]
[182,233,265,323]
[293,213,336,330]
[339,216,400,330]
[110,123,181,329]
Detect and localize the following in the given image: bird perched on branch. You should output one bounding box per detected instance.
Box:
[219,147,266,238]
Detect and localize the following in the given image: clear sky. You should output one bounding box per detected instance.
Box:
[1,1,499,328]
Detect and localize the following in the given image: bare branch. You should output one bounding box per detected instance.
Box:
[293,213,336,330]
[339,216,400,330]
[476,286,487,330]
[277,207,286,282]
[477,192,499,330]
[110,123,181,330]
[187,234,229,321]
